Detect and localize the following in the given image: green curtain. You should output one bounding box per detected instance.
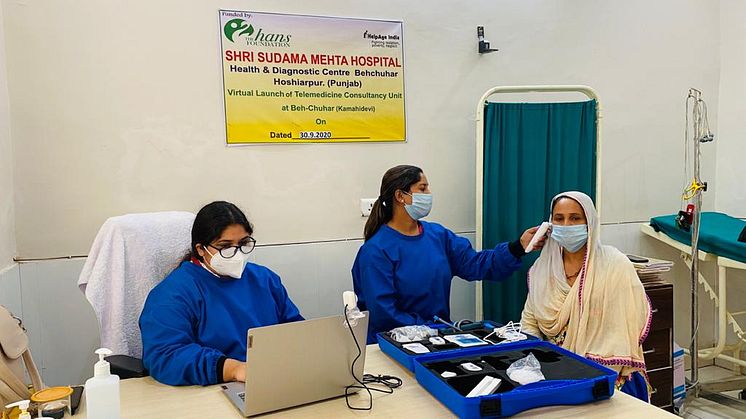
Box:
[482,100,597,322]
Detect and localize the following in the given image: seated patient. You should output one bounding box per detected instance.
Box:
[520,191,651,400]
[140,201,303,386]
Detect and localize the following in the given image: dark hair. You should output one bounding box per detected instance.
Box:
[363,165,423,241]
[186,201,254,262]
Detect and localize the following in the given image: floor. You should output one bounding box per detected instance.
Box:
[679,366,746,418]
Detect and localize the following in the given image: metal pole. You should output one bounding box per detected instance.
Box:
[691,122,701,397]
[687,88,707,398]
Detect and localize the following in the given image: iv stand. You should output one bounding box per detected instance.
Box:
[685,88,712,400]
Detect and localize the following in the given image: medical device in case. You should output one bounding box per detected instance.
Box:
[377,321,536,372]
[413,340,617,418]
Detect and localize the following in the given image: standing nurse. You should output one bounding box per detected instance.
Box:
[352,165,543,342]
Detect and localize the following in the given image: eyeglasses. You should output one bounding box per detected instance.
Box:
[207,238,256,258]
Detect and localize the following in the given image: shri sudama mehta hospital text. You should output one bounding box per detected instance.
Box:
[224,51,403,68]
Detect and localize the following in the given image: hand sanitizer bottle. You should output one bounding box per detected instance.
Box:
[85,348,120,419]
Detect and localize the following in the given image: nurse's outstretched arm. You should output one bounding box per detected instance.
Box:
[445,229,523,281]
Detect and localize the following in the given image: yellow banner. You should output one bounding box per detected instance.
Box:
[219,11,406,144]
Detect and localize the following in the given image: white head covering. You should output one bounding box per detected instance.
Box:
[521,191,651,379]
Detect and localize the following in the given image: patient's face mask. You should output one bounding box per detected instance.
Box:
[551,224,588,253]
[403,192,432,220]
[204,246,249,279]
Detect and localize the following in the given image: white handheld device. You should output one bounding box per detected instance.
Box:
[466,376,502,397]
[524,222,551,253]
[460,362,482,372]
[429,336,446,345]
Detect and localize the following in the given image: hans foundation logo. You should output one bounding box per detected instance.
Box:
[224,18,254,42]
[223,17,292,47]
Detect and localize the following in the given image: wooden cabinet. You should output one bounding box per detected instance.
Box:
[643,282,674,411]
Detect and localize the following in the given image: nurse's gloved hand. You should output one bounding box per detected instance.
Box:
[519,226,547,252]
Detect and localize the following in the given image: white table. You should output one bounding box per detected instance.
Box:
[72,345,678,418]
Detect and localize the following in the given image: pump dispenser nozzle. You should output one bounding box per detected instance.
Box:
[94,348,113,377]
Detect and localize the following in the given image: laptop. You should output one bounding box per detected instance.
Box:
[221,312,369,416]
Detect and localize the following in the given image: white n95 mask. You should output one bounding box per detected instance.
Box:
[205,247,249,279]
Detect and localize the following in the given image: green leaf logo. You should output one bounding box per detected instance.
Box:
[224,19,254,42]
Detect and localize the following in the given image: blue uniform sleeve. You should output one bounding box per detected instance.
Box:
[267,272,304,323]
[139,295,224,386]
[355,248,426,337]
[444,229,522,282]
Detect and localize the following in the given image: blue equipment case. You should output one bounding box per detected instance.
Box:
[413,340,617,418]
[377,321,536,372]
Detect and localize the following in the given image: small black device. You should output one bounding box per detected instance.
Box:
[477,26,498,54]
[676,204,695,231]
[676,210,691,231]
[70,385,84,414]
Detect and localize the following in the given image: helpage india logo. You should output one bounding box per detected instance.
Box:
[223,18,292,47]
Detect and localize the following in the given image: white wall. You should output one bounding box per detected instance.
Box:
[0,0,15,270]
[717,0,746,218]
[2,0,720,259]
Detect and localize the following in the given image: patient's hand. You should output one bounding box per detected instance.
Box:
[520,226,547,252]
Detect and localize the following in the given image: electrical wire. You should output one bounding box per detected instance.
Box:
[343,305,402,410]
[683,93,691,204]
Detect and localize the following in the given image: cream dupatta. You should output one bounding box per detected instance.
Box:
[520,191,652,379]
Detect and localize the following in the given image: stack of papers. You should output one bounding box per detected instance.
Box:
[628,255,674,283]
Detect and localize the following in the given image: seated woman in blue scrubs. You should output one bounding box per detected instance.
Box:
[352,165,542,343]
[140,201,303,386]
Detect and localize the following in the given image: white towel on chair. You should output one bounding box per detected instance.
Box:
[78,211,195,358]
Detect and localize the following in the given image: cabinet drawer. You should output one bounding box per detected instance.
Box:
[648,366,673,407]
[646,286,673,331]
[643,329,672,370]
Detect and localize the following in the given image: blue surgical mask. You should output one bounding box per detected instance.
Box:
[551,224,588,253]
[403,192,432,220]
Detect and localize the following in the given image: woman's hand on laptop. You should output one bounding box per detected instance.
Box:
[223,359,246,382]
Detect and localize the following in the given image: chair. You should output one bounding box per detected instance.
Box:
[78,211,195,378]
[0,305,45,406]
